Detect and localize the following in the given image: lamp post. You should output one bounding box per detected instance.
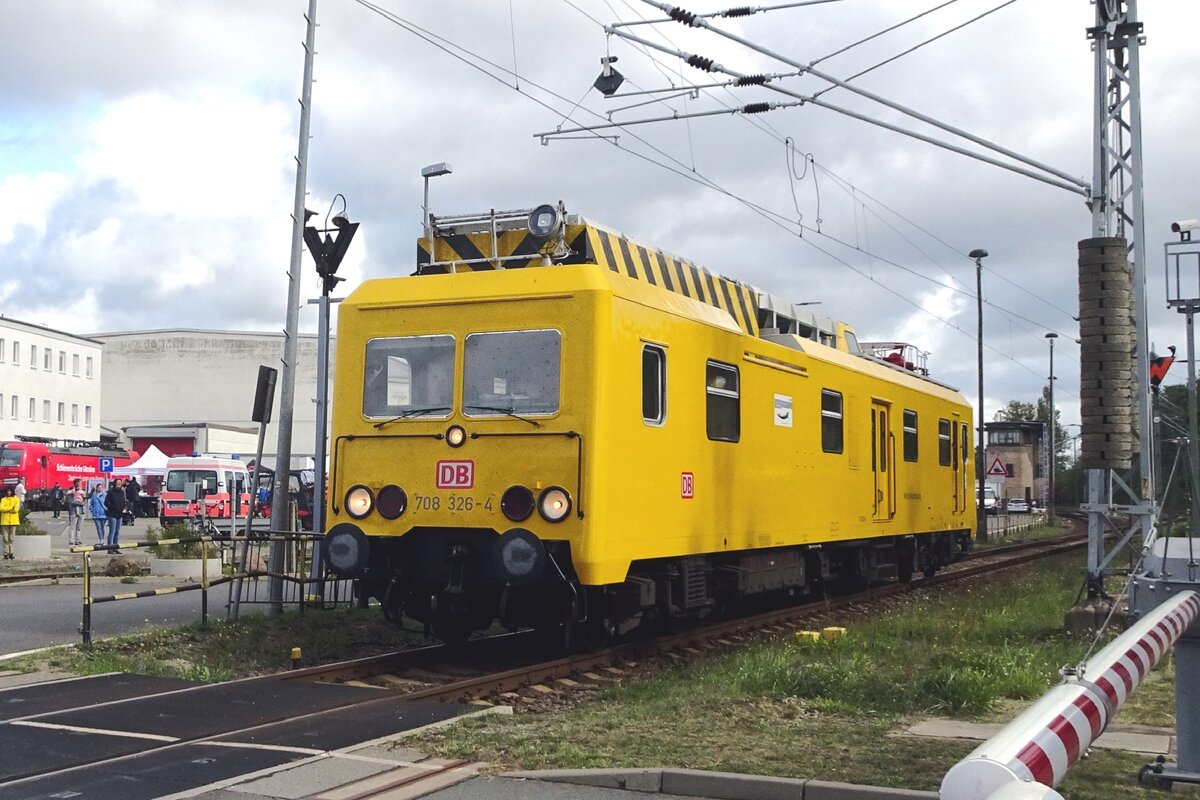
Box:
[971,248,989,543]
[1045,332,1058,524]
[421,162,452,242]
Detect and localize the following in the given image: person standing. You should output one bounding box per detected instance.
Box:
[1,487,19,560]
[88,484,108,545]
[124,476,141,524]
[67,478,85,547]
[51,483,64,518]
[14,477,26,508]
[103,478,126,547]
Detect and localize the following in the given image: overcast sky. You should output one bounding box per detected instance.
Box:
[3,0,1198,430]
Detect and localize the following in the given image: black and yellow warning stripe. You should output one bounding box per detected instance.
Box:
[417,220,760,337]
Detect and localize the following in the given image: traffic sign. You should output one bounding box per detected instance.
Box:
[987,457,1008,477]
[99,457,114,474]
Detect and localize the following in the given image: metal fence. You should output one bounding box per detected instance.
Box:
[72,530,356,644]
[984,510,1050,539]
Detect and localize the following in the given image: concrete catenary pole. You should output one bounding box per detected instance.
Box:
[269,0,319,614]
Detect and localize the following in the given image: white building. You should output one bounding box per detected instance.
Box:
[92,329,330,465]
[0,316,104,442]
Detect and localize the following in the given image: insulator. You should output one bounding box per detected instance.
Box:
[742,102,770,114]
[722,6,754,17]
[735,74,768,86]
[686,54,715,72]
[1077,236,1134,470]
[668,6,698,25]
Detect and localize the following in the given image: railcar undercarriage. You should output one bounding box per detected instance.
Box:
[334,525,971,645]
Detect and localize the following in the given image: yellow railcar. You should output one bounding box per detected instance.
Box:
[324,205,975,642]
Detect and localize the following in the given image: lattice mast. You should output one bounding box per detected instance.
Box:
[1082,0,1152,595]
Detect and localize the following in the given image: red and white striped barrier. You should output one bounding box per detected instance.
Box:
[941,590,1199,800]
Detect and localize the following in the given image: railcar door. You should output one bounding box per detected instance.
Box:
[950,413,966,513]
[871,401,894,522]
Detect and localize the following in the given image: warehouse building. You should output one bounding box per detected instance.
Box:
[0,316,104,442]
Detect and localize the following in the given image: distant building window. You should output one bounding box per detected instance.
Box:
[30,344,37,368]
[938,419,951,466]
[0,338,5,363]
[43,348,51,370]
[58,350,66,373]
[85,406,93,426]
[990,429,1023,445]
[43,400,51,422]
[12,341,19,365]
[71,404,78,425]
[57,402,64,423]
[86,356,94,379]
[821,390,844,454]
[73,354,80,376]
[1006,463,1015,477]
[29,398,36,421]
[642,345,666,425]
[9,395,16,419]
[903,410,918,462]
[705,360,740,442]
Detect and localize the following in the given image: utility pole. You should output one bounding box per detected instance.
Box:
[269,0,319,614]
[1045,332,1058,525]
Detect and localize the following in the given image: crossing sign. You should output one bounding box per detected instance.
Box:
[99,457,114,474]
[986,457,1008,477]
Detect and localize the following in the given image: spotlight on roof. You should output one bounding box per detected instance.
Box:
[527,204,563,239]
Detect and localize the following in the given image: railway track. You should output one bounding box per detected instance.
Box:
[281,530,1089,712]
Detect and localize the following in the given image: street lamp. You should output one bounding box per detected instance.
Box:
[1045,332,1058,524]
[971,248,989,542]
[421,162,452,241]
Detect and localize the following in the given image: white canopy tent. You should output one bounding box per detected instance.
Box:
[111,444,170,477]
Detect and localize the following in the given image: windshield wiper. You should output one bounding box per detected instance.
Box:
[373,406,452,429]
[463,404,542,428]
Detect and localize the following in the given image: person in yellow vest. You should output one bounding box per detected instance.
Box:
[0,487,20,560]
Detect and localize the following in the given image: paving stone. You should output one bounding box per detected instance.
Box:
[234,755,396,799]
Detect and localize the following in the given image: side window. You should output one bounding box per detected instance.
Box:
[960,423,969,467]
[705,360,740,442]
[903,410,918,462]
[642,345,666,425]
[938,419,951,466]
[821,390,844,454]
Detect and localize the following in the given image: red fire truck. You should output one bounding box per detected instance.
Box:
[0,438,140,510]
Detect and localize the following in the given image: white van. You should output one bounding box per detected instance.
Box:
[160,456,251,524]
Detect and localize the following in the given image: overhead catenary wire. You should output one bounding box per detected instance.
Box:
[636,0,1091,195]
[348,0,1077,394]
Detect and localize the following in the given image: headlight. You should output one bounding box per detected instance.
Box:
[345,485,373,519]
[501,485,535,522]
[538,486,571,522]
[446,425,466,447]
[376,485,407,519]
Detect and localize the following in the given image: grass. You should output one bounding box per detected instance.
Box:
[417,554,1193,799]
[9,606,429,682]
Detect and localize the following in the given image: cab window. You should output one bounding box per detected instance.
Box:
[363,335,455,418]
[642,345,666,425]
[464,329,561,416]
[706,360,739,442]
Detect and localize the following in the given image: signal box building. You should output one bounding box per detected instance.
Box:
[984,420,1049,507]
[0,316,104,442]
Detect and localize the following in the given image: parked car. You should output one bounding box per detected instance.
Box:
[1006,498,1030,513]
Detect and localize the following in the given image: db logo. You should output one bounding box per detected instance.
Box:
[436,460,474,489]
[681,472,694,499]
